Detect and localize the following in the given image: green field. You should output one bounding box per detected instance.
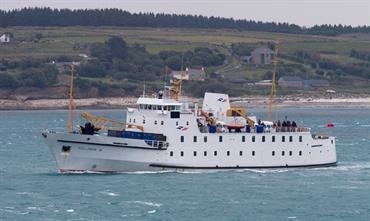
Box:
[1,26,370,96]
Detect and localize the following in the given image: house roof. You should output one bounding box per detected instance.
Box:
[279,76,302,82]
[252,47,274,54]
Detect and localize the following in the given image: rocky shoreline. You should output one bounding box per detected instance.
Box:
[1,96,370,110]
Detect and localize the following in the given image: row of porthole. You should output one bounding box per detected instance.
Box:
[170,150,256,157]
[170,150,305,157]
[182,135,303,143]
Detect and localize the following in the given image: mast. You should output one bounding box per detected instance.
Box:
[67,64,75,133]
[268,42,279,122]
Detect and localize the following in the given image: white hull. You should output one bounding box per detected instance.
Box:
[43,131,337,172]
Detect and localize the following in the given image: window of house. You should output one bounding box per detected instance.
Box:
[252,151,255,156]
[204,136,207,143]
[193,136,197,142]
[204,151,207,156]
[299,151,302,156]
[242,136,245,142]
[181,151,184,157]
[299,136,303,142]
[143,120,146,124]
[193,151,197,156]
[219,136,223,142]
[170,151,173,156]
[289,151,292,156]
[180,136,184,142]
[154,120,157,125]
[282,151,285,156]
[262,136,265,142]
[252,136,255,142]
[289,136,293,142]
[227,151,230,156]
[186,121,189,126]
[214,151,217,156]
[282,136,285,142]
[272,151,275,156]
[272,136,275,142]
[133,119,136,123]
[161,121,164,125]
[239,151,243,156]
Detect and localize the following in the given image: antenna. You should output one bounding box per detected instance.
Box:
[67,64,75,133]
[268,41,279,122]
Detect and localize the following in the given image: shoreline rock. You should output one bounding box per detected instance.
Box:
[1,96,370,110]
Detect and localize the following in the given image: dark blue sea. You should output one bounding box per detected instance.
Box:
[0,107,369,221]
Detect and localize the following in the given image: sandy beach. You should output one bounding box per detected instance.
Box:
[1,95,370,110]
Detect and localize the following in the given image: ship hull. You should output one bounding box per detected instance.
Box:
[43,131,337,173]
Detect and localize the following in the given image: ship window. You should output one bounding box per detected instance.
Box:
[157,105,162,110]
[181,151,184,157]
[170,151,173,156]
[219,136,223,142]
[180,136,184,142]
[289,151,292,156]
[242,136,245,142]
[282,136,285,142]
[282,151,285,156]
[299,136,303,142]
[239,151,243,156]
[252,151,255,156]
[154,120,157,125]
[164,106,168,111]
[227,151,230,156]
[148,105,152,110]
[161,121,164,125]
[170,111,180,118]
[289,136,293,142]
[214,151,217,156]
[193,136,197,142]
[299,151,302,156]
[204,136,207,143]
[204,151,207,156]
[186,121,189,126]
[272,151,275,156]
[252,136,255,142]
[193,151,197,156]
[272,136,275,142]
[262,136,265,142]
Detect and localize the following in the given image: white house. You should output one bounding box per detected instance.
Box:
[0,34,10,43]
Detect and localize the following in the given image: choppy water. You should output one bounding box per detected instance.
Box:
[0,107,369,221]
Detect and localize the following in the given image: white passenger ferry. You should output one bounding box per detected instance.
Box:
[42,86,337,172]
